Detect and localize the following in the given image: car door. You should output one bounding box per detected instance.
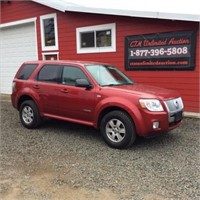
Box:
[58,65,96,123]
[34,64,62,115]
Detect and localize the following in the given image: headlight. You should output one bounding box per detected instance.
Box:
[139,99,164,112]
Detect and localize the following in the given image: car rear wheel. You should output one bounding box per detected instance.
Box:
[100,110,136,149]
[19,100,41,129]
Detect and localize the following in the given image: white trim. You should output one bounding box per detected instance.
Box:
[40,13,59,51]
[42,52,59,60]
[32,0,200,22]
[184,112,200,119]
[0,17,37,28]
[34,19,39,60]
[76,23,116,54]
[67,7,200,22]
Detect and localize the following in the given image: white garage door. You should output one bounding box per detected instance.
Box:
[0,22,37,94]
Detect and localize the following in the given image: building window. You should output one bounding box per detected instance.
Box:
[40,13,58,51]
[81,32,95,48]
[42,52,59,60]
[76,23,116,54]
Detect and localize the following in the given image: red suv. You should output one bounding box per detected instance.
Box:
[11,60,184,148]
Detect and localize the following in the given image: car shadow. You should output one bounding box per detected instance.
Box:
[39,118,180,150]
[40,118,100,138]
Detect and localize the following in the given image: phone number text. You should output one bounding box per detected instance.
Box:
[130,46,188,58]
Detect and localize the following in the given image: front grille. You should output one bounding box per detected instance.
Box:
[164,97,184,123]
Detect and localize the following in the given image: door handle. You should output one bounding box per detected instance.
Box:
[61,88,69,93]
[33,85,40,89]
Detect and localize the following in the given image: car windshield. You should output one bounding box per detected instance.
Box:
[85,64,134,86]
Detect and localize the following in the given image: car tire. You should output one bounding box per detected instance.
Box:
[100,110,136,149]
[19,100,41,129]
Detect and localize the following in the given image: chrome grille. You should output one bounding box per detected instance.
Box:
[164,97,184,123]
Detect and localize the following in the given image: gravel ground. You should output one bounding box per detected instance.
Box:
[0,101,199,200]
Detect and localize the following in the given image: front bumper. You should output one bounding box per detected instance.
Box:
[135,97,184,137]
[136,109,183,137]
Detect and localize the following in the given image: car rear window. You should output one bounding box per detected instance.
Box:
[17,64,38,80]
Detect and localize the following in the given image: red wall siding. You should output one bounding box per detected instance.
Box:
[1,1,199,113]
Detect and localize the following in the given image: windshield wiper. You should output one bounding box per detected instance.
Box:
[102,84,118,87]
[102,83,133,87]
[123,83,134,85]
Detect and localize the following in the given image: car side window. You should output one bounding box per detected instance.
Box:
[62,66,88,85]
[37,65,61,83]
[17,64,38,80]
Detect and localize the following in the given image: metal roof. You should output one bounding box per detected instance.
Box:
[32,0,200,22]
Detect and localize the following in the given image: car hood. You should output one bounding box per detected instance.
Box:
[103,83,179,100]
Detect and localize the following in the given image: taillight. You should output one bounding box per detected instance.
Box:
[12,81,16,93]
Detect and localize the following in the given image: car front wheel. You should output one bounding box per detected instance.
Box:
[100,110,136,149]
[19,100,41,129]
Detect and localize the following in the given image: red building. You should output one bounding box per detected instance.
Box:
[0,0,199,115]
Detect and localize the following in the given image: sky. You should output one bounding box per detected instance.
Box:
[62,0,200,15]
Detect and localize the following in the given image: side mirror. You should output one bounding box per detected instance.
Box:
[75,79,92,89]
